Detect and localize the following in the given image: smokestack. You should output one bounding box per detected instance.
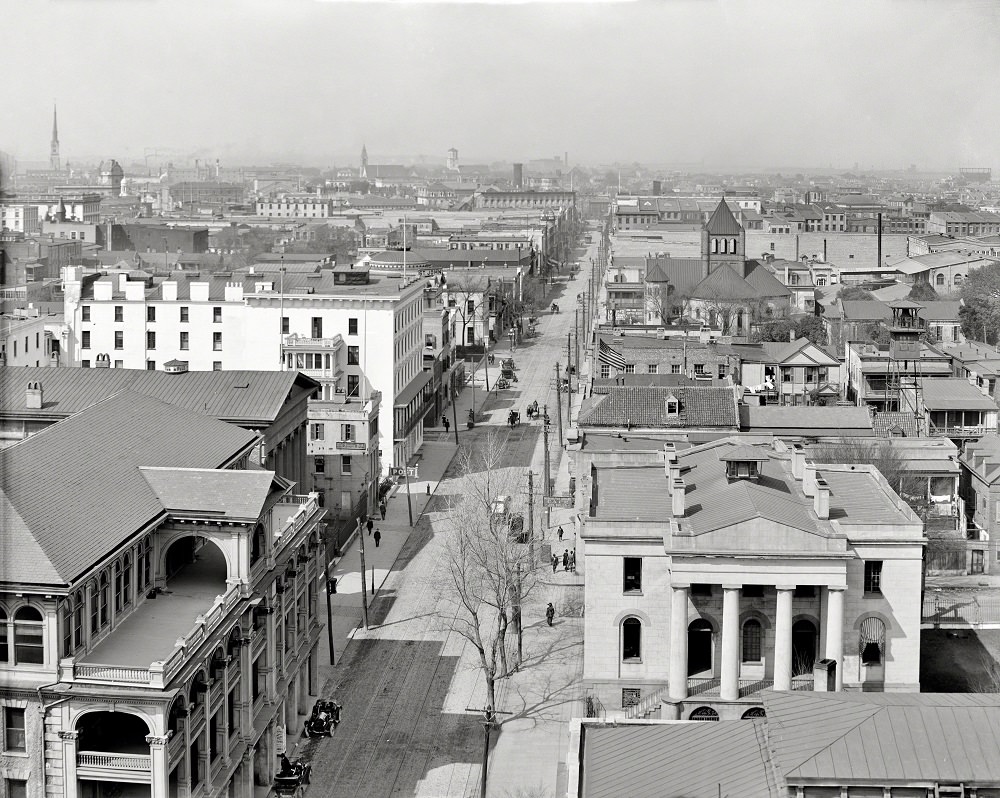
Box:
[823,238,827,262]
[513,163,523,189]
[564,151,568,167]
[652,180,662,196]
[877,212,883,266]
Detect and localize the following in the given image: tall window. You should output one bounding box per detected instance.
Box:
[13,606,44,664]
[864,561,883,595]
[623,558,642,593]
[348,318,358,335]
[4,708,26,751]
[341,456,352,475]
[114,331,124,350]
[742,619,762,662]
[311,317,323,338]
[213,332,222,351]
[81,306,91,321]
[213,307,222,323]
[147,306,156,322]
[622,617,641,661]
[340,424,354,442]
[81,331,91,349]
[180,331,189,350]
[114,306,124,322]
[147,331,156,349]
[0,607,7,663]
[180,307,189,323]
[311,423,324,440]
[347,346,360,365]
[347,375,360,397]
[281,317,290,334]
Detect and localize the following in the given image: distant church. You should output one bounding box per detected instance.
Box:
[643,199,791,334]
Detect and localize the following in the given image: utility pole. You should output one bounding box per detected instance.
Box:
[451,385,460,444]
[574,308,580,386]
[402,463,414,527]
[542,407,552,498]
[526,470,535,561]
[322,527,336,665]
[466,706,510,798]
[357,517,369,630]
[567,333,573,395]
[555,363,564,445]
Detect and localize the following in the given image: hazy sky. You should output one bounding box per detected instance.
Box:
[2,0,999,171]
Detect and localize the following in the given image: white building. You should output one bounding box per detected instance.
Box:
[63,263,428,470]
[0,203,40,235]
[255,196,333,219]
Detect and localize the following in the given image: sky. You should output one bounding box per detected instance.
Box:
[2,0,999,172]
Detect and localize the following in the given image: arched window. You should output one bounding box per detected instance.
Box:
[859,616,886,665]
[622,617,642,662]
[742,707,766,719]
[99,572,110,630]
[731,238,737,253]
[72,590,84,649]
[954,274,964,286]
[0,606,7,663]
[114,561,124,613]
[14,606,45,664]
[89,580,100,634]
[742,619,762,662]
[689,706,719,721]
[711,238,718,254]
[122,554,132,609]
[935,273,945,287]
[62,597,74,657]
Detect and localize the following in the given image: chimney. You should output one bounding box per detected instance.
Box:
[26,381,42,410]
[790,328,796,343]
[803,459,817,497]
[671,478,686,517]
[791,444,805,480]
[814,477,830,520]
[664,447,681,483]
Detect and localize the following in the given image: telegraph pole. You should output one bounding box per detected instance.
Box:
[566,333,573,395]
[555,363,564,444]
[574,308,581,387]
[542,407,552,498]
[402,463,414,527]
[357,518,369,630]
[323,528,336,665]
[526,470,534,548]
[451,387,460,444]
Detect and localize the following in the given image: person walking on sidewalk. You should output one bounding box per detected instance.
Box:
[545,603,555,627]
[442,414,450,434]
[562,549,569,571]
[557,526,564,542]
[551,553,558,573]
[366,517,374,535]
[374,528,382,548]
[569,550,576,573]
[379,501,387,520]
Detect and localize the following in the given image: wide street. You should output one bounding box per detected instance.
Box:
[299,239,600,798]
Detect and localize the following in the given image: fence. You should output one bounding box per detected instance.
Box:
[923,592,1000,627]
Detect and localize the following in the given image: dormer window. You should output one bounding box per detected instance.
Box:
[727,460,759,480]
[665,394,680,416]
[720,445,767,481]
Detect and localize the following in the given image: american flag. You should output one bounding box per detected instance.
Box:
[598,339,626,370]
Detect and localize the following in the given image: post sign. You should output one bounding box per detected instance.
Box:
[388,467,405,477]
[336,441,367,451]
[543,496,574,508]
[274,724,287,754]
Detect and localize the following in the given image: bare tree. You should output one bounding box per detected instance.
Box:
[810,437,926,514]
[440,431,541,708]
[444,275,492,352]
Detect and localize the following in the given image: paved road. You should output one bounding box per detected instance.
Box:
[303,250,595,798]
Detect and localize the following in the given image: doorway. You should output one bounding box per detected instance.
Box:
[971,550,985,575]
[687,619,713,676]
[792,620,818,676]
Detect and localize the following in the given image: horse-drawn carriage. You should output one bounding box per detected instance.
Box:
[507,409,520,428]
[525,401,540,420]
[274,756,311,796]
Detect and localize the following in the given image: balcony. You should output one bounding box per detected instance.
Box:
[77,752,152,783]
[686,675,814,697]
[272,493,322,557]
[283,333,344,351]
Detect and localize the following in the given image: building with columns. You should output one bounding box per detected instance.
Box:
[0,391,325,798]
[579,436,925,720]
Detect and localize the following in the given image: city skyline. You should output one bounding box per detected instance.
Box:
[2,0,1000,172]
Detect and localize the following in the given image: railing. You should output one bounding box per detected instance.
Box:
[624,685,668,719]
[274,493,321,555]
[282,334,344,350]
[584,693,606,719]
[931,425,991,437]
[77,752,152,771]
[72,664,152,684]
[923,593,1000,626]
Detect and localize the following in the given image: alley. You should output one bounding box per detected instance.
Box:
[300,246,597,798]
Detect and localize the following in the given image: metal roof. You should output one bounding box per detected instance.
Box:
[582,722,777,798]
[0,391,259,587]
[139,467,278,521]
[920,378,999,411]
[705,198,744,236]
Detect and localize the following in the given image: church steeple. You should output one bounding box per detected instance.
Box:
[50,104,60,171]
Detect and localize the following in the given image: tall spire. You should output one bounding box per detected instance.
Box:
[50,103,60,171]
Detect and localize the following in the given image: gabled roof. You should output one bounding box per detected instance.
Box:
[578,386,738,429]
[691,263,759,300]
[744,262,792,297]
[921,377,999,411]
[139,467,278,521]
[840,299,892,321]
[705,198,743,236]
[0,391,258,587]
[872,410,919,438]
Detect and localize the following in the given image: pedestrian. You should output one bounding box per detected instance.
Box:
[545,602,555,627]
[374,528,382,548]
[551,554,558,573]
[562,549,569,571]
[379,500,387,520]
[442,415,450,434]
[366,517,374,535]
[569,550,576,573]
[557,526,564,542]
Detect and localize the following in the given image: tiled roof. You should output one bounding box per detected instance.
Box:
[691,264,759,300]
[0,391,258,586]
[705,198,743,235]
[872,410,919,438]
[0,367,316,426]
[765,690,1000,783]
[578,386,737,429]
[582,722,776,798]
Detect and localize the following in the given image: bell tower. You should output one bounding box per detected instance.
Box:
[50,104,61,171]
[701,197,746,278]
[360,143,368,179]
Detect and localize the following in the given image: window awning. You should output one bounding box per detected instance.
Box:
[858,616,886,654]
[394,371,433,409]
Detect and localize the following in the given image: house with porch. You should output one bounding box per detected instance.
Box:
[916,377,999,438]
[580,437,924,720]
[734,337,842,406]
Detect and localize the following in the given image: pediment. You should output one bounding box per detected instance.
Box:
[671,517,847,556]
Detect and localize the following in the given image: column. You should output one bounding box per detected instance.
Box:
[720,585,741,701]
[825,586,846,691]
[239,747,255,798]
[668,585,689,701]
[146,734,170,798]
[773,586,795,691]
[59,730,79,798]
